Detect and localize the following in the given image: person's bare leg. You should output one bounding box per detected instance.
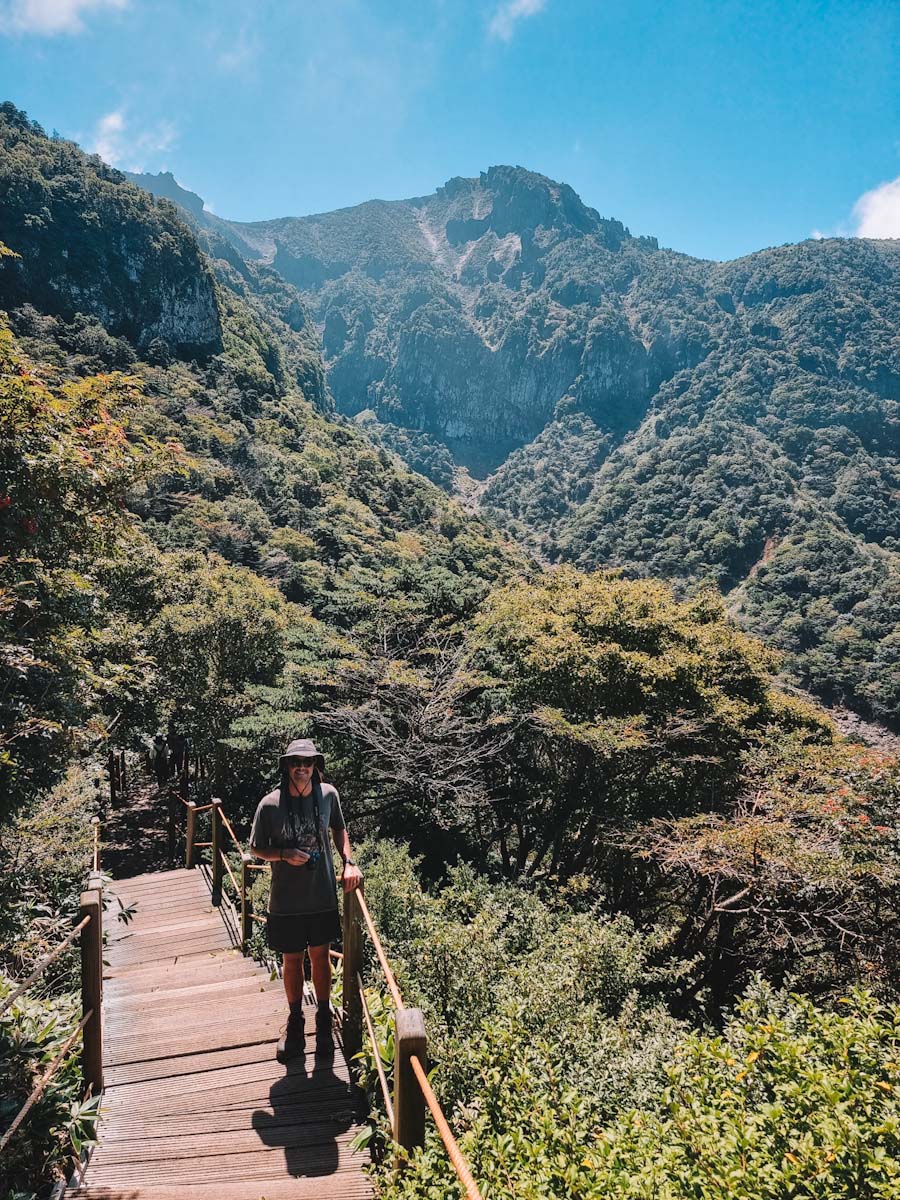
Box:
[308,943,331,1007]
[277,951,306,1062]
[282,951,306,1006]
[308,943,334,1053]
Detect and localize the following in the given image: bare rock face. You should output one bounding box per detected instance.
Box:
[196,165,662,473]
[0,105,222,359]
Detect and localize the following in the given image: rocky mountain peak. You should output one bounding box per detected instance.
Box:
[431,164,642,252]
[125,170,207,220]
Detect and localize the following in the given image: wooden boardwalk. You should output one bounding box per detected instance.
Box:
[68,868,374,1200]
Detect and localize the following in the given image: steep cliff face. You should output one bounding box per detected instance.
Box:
[198,165,666,473]
[0,105,221,357]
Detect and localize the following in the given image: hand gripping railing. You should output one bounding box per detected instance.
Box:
[0,886,104,1157]
[343,888,484,1198]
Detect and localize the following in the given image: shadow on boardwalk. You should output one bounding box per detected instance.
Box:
[252,1056,356,1180]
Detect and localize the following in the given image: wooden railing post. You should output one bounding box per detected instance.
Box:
[118,750,127,801]
[394,1008,427,1158]
[342,887,364,1064]
[241,853,254,953]
[185,800,197,868]
[91,815,100,875]
[107,750,117,808]
[167,788,177,861]
[80,889,103,1096]
[211,798,223,905]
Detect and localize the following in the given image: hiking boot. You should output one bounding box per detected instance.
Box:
[276,1012,305,1063]
[315,1007,333,1056]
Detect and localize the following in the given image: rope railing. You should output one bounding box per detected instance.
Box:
[0,885,103,1161]
[344,889,484,1197]
[218,807,242,851]
[220,850,241,897]
[0,1009,93,1155]
[355,890,404,1011]
[409,1053,482,1200]
[0,916,90,1018]
[357,970,395,1128]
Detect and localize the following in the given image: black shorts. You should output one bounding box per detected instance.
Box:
[266,909,341,954]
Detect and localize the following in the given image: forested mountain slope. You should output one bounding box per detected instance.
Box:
[4,104,900,1200]
[0,105,521,815]
[132,164,900,726]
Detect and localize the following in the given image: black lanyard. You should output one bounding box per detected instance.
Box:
[287,786,322,850]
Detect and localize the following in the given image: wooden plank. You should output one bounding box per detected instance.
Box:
[97,1093,360,1140]
[73,1176,373,1199]
[104,974,280,1014]
[107,924,230,950]
[101,1052,350,1107]
[104,945,235,971]
[86,1120,361,1165]
[105,994,286,1035]
[103,1023,285,1062]
[109,874,207,889]
[82,1146,371,1187]
[107,914,226,942]
[101,1072,354,1122]
[104,1034,296,1087]
[105,950,246,982]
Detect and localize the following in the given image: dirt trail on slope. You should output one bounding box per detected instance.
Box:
[101,769,178,880]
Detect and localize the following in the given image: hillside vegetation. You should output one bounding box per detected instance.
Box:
[1,107,899,1200]
[141,164,900,729]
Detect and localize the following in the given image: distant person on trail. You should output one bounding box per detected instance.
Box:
[150,733,169,790]
[249,738,362,1063]
[167,719,187,777]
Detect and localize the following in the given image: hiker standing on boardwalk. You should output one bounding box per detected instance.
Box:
[249,738,362,1062]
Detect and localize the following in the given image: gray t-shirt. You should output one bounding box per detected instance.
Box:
[249,782,346,916]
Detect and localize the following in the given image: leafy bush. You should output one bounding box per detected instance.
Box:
[586,987,900,1200]
[0,986,101,1200]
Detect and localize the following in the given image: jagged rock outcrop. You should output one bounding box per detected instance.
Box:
[140,164,663,472]
[0,104,221,357]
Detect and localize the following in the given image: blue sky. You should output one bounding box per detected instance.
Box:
[1,0,898,260]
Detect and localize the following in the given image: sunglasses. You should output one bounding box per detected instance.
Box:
[286,757,316,768]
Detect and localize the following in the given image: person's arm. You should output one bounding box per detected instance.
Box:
[331,826,362,891]
[251,844,310,866]
[249,803,309,867]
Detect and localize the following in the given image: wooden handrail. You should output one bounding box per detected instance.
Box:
[0,1009,94,1155]
[348,890,482,1195]
[355,889,404,1011]
[219,848,241,897]
[357,971,394,1128]
[410,1054,483,1200]
[0,915,91,1017]
[218,808,242,852]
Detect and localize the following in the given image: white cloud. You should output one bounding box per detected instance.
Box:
[852,176,900,238]
[2,0,127,36]
[488,0,546,42]
[88,108,176,172]
[215,25,261,74]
